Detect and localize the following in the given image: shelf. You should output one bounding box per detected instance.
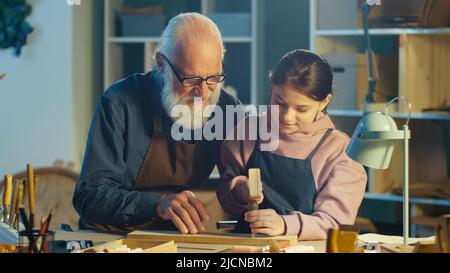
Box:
[314,28,450,37]
[109,37,161,43]
[364,193,450,206]
[328,109,450,121]
[109,36,253,44]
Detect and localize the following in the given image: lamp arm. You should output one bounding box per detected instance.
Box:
[384,96,413,126]
[361,0,377,105]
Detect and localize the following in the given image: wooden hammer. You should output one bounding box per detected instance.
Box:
[248,168,263,212]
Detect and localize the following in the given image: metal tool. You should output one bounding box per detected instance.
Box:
[216,220,238,230]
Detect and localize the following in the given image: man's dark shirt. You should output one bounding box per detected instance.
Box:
[73,70,241,228]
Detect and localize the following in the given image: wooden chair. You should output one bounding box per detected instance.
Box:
[1,160,80,230]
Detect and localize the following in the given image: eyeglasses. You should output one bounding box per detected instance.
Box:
[160,53,226,87]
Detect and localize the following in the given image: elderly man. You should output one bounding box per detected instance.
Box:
[73,13,241,234]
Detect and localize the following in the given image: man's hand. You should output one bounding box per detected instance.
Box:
[244,209,285,236]
[156,190,210,234]
[232,176,264,204]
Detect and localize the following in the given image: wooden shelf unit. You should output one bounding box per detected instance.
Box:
[310,0,450,236]
[103,0,264,105]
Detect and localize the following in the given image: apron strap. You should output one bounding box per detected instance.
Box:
[306,128,333,161]
[152,115,162,134]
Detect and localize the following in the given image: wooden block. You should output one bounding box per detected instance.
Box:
[248,168,262,201]
[327,228,364,253]
[413,242,438,253]
[127,230,298,248]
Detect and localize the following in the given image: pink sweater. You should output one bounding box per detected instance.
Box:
[217,113,367,240]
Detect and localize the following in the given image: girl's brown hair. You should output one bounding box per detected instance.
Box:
[270,49,333,101]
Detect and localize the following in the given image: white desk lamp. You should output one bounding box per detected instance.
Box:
[347,96,412,246]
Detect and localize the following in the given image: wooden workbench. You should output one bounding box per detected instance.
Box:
[54,229,326,253]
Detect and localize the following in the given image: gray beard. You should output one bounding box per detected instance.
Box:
[160,69,222,130]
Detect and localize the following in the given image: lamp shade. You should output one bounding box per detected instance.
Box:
[346,112,398,169]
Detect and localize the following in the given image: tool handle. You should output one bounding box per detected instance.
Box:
[10,180,20,221]
[17,183,24,209]
[27,164,36,214]
[248,201,259,212]
[3,175,12,206]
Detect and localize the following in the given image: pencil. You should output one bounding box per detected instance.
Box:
[40,209,55,253]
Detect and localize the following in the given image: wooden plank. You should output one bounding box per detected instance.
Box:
[127,230,298,247]
[177,243,260,253]
[399,34,450,112]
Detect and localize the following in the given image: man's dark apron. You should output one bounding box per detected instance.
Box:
[86,115,217,232]
[234,128,334,233]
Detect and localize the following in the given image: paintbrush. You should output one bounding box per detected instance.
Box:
[40,209,55,253]
[34,176,39,201]
[2,175,12,224]
[27,164,36,230]
[30,216,47,253]
[12,182,24,230]
[19,207,30,233]
[9,179,19,228]
[19,206,35,251]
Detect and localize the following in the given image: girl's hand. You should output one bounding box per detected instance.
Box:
[244,209,286,236]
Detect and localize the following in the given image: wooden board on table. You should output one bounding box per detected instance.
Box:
[176,243,269,253]
[127,230,298,247]
[81,239,176,253]
[54,230,124,244]
[177,243,231,253]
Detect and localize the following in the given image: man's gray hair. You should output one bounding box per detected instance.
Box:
[157,12,225,60]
